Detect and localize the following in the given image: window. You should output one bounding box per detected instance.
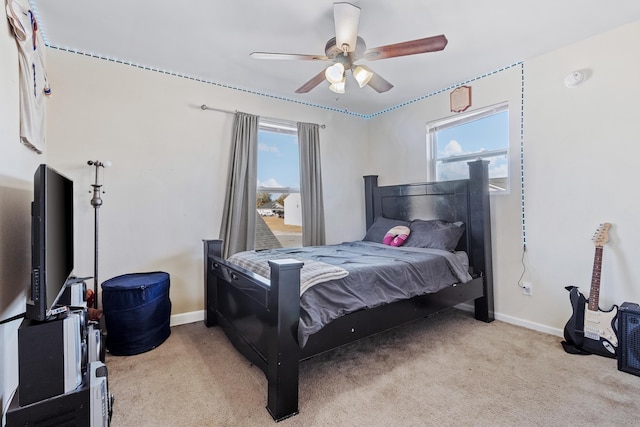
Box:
[427,103,509,192]
[256,119,302,249]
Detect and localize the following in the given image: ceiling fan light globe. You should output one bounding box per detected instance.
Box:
[329,78,346,94]
[325,63,345,84]
[353,66,373,88]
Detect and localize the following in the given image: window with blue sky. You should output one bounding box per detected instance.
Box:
[428,103,509,192]
[257,126,299,192]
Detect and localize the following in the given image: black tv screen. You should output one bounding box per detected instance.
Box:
[26,164,74,321]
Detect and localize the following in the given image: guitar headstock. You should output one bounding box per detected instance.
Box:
[592,223,611,247]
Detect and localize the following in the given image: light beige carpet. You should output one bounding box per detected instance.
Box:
[105,309,640,426]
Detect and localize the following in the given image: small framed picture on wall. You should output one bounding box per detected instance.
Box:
[450,86,472,113]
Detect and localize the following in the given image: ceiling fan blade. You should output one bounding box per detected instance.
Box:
[363,34,448,61]
[295,69,328,94]
[334,2,360,53]
[367,72,394,93]
[250,52,329,61]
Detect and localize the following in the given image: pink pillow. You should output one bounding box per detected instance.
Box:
[383,226,411,247]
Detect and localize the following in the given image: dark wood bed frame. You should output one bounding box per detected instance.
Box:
[203,159,494,422]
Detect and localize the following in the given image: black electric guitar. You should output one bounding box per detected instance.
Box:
[563,223,618,358]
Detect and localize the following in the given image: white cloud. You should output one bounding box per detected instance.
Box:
[257,178,283,188]
[489,163,508,178]
[443,140,463,156]
[258,143,278,153]
[438,162,468,181]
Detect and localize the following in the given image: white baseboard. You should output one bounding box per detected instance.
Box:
[495,312,563,337]
[171,306,564,338]
[170,310,204,327]
[456,303,563,337]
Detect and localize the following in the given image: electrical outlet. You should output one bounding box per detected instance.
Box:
[522,281,533,296]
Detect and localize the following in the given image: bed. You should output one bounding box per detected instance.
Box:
[203,159,494,421]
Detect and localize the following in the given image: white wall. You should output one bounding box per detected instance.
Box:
[44,49,369,317]
[0,6,46,418]
[522,20,640,330]
[368,20,640,335]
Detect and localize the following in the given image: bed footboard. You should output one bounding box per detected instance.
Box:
[203,239,303,421]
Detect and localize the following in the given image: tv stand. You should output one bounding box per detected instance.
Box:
[6,284,112,426]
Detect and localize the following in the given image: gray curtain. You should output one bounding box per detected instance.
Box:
[219,112,259,257]
[297,122,326,246]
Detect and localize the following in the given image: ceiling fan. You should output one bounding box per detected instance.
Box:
[250,2,448,94]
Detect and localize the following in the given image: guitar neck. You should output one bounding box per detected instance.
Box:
[588,246,603,311]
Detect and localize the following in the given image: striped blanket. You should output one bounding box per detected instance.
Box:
[228,250,349,295]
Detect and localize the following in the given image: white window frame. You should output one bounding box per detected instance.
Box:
[259,118,297,135]
[257,118,299,195]
[427,102,509,193]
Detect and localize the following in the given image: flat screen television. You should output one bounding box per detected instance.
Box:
[26,164,75,321]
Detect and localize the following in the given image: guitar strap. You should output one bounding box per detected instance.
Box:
[561,286,591,355]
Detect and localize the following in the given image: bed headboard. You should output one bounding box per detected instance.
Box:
[363,160,492,282]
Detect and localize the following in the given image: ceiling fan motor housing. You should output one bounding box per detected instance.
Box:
[325,36,366,69]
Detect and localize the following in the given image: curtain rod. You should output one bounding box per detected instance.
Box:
[199,104,326,129]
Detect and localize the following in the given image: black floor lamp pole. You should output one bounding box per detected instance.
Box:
[88,160,109,309]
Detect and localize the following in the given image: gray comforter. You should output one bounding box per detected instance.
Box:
[236,241,472,347]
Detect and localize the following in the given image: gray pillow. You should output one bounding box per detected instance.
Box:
[404,219,465,251]
[363,216,410,243]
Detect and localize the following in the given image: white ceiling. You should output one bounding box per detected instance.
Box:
[32,0,640,116]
